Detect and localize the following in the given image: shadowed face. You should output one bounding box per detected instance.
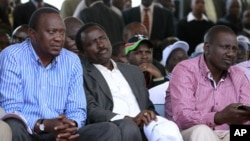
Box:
[11,26,28,44]
[142,0,153,7]
[82,26,112,65]
[127,42,153,66]
[166,48,188,72]
[64,18,83,54]
[235,45,248,64]
[227,0,241,17]
[242,10,250,29]
[191,0,205,15]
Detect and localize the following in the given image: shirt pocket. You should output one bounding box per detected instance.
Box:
[47,80,68,113]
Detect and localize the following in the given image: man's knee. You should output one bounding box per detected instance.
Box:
[182,124,219,141]
[4,118,27,137]
[189,124,214,134]
[114,119,142,140]
[5,118,24,128]
[100,122,121,136]
[119,119,141,133]
[0,120,12,141]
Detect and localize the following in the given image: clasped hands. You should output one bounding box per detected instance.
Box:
[35,114,79,141]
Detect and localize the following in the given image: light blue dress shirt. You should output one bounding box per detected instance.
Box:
[0,39,86,131]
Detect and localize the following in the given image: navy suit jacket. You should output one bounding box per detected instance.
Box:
[82,58,156,124]
[79,2,124,44]
[13,1,57,28]
[122,6,175,41]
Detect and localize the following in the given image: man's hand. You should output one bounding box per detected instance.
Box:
[54,115,79,141]
[139,63,163,78]
[35,115,79,141]
[215,103,250,125]
[126,110,157,127]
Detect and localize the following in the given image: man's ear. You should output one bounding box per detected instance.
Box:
[28,28,35,39]
[203,42,210,55]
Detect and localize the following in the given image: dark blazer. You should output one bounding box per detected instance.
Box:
[122,6,175,41]
[79,2,124,45]
[82,59,156,124]
[238,30,250,39]
[177,18,214,55]
[183,0,225,21]
[216,15,242,34]
[13,1,57,28]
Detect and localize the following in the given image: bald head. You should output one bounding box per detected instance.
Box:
[123,22,148,42]
[64,17,84,39]
[63,17,84,54]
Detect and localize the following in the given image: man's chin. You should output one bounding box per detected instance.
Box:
[50,51,61,57]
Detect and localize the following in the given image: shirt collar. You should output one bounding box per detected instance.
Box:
[93,59,118,71]
[199,55,229,80]
[89,0,103,7]
[187,12,208,22]
[27,38,58,68]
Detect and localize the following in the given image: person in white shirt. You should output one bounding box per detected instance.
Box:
[75,22,183,141]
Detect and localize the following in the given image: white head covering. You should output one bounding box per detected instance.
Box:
[161,41,189,66]
[237,35,250,51]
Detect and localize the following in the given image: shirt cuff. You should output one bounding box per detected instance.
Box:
[110,114,126,121]
[153,77,165,81]
[203,112,216,128]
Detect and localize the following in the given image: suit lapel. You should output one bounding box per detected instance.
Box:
[117,64,142,108]
[151,6,160,38]
[135,7,141,22]
[85,61,113,101]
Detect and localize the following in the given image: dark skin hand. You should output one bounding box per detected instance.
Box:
[215,103,250,125]
[125,110,157,127]
[35,115,79,141]
[139,63,163,78]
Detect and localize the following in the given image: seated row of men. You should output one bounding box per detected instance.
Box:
[1,7,250,141]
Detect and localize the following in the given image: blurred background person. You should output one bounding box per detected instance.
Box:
[161,41,189,80]
[111,41,128,63]
[238,9,250,39]
[11,24,28,44]
[216,0,242,34]
[235,35,250,64]
[125,35,167,88]
[13,0,57,29]
[177,0,214,56]
[60,0,81,18]
[79,0,124,45]
[0,32,10,52]
[63,16,84,54]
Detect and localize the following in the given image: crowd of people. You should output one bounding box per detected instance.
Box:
[0,0,250,141]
